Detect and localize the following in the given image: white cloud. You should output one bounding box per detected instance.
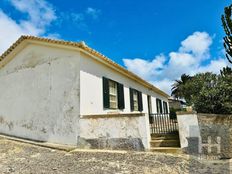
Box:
[179,31,212,58]
[197,58,228,74]
[71,13,85,22]
[10,0,56,27]
[86,7,101,19]
[123,31,230,94]
[60,7,101,32]
[150,79,173,96]
[0,0,57,54]
[123,54,166,80]
[169,52,196,67]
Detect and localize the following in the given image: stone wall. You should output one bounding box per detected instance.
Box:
[177,112,232,159]
[197,113,232,159]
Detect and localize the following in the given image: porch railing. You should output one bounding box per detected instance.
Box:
[149,113,178,134]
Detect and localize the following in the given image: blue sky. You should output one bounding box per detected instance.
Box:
[0,0,231,93]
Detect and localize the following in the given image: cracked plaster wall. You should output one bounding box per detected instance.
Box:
[0,44,80,145]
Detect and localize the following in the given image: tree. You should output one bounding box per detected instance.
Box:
[217,66,232,114]
[171,74,192,100]
[191,73,221,114]
[172,67,232,114]
[220,66,232,77]
[222,4,232,64]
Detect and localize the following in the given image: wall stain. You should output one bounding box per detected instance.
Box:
[8,122,13,130]
[0,117,4,124]
[22,122,33,130]
[0,116,14,130]
[41,128,47,133]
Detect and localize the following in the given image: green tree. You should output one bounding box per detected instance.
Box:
[171,74,192,101]
[220,66,232,77]
[217,66,232,113]
[191,73,220,114]
[222,4,232,64]
[172,67,232,114]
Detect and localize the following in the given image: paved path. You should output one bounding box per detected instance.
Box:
[0,137,231,174]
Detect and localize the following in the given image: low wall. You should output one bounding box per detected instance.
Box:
[177,112,200,152]
[198,113,232,159]
[177,112,232,159]
[78,113,150,151]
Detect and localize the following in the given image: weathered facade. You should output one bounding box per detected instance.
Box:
[0,36,169,150]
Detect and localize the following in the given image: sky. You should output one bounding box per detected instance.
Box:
[0,0,231,94]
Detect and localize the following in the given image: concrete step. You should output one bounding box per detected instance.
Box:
[150,147,182,154]
[150,139,180,147]
[151,134,179,140]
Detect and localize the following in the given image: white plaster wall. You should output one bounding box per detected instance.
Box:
[79,52,169,149]
[177,113,200,148]
[0,42,169,149]
[0,44,80,145]
[79,52,168,116]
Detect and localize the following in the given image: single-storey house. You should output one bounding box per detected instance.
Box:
[168,97,186,110]
[0,36,171,150]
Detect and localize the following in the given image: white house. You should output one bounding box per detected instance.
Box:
[0,36,170,150]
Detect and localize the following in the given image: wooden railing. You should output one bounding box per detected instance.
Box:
[149,113,178,134]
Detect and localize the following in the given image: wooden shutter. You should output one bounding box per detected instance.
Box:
[117,83,125,109]
[163,101,168,113]
[156,98,162,113]
[138,91,143,111]
[129,88,134,111]
[103,77,109,108]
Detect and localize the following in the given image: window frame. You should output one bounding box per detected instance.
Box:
[132,90,139,111]
[102,77,125,110]
[130,88,143,112]
[109,80,118,109]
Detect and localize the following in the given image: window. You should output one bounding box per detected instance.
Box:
[163,101,168,114]
[133,90,139,111]
[109,80,118,109]
[156,98,163,114]
[103,77,124,109]
[130,88,143,111]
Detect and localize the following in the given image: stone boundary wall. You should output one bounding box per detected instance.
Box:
[198,113,232,159]
[177,112,232,159]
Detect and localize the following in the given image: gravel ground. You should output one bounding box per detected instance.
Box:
[0,137,231,174]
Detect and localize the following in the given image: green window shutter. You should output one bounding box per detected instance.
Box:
[129,88,134,111]
[163,101,168,113]
[163,101,166,113]
[156,98,161,113]
[103,77,109,108]
[117,83,125,109]
[138,91,143,111]
[156,99,163,114]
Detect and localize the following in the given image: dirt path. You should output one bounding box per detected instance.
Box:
[0,137,231,174]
